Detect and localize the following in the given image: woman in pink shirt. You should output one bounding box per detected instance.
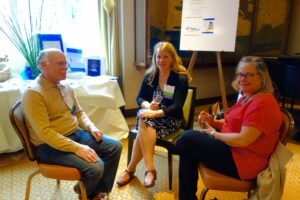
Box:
[177,56,282,200]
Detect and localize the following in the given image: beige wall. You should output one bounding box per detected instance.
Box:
[119,0,145,109]
[120,0,300,110]
[190,67,236,99]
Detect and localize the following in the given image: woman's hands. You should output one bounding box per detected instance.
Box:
[201,125,217,138]
[198,111,213,128]
[141,101,159,110]
[198,111,218,138]
[149,101,159,110]
[139,100,160,118]
[138,109,157,118]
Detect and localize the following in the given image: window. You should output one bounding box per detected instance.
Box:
[0,0,101,72]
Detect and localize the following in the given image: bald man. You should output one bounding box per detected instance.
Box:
[22,48,122,200]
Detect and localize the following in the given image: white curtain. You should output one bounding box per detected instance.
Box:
[99,0,120,77]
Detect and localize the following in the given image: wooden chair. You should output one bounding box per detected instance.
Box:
[127,87,196,190]
[197,108,295,200]
[9,100,87,200]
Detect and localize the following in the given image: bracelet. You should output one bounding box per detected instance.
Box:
[210,130,217,139]
[145,104,150,109]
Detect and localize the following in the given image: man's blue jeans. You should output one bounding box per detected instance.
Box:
[35,129,122,198]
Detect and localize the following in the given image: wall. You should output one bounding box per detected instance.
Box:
[120,0,236,109]
[190,67,236,99]
[119,0,145,109]
[119,0,300,110]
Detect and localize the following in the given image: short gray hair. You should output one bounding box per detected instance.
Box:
[36,50,48,69]
[231,56,274,94]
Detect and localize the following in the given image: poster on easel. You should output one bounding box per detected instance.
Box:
[180,0,239,52]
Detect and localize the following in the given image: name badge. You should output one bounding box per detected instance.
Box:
[65,96,76,115]
[163,84,175,100]
[58,84,76,115]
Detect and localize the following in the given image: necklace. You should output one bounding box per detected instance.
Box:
[159,73,169,89]
[241,90,262,105]
[242,96,252,104]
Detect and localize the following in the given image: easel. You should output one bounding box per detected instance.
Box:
[188,51,228,111]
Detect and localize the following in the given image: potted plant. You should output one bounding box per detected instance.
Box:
[0,0,45,79]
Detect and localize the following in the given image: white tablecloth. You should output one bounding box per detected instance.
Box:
[0,76,129,153]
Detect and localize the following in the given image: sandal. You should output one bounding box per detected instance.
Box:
[144,169,157,188]
[116,169,135,187]
[92,192,106,200]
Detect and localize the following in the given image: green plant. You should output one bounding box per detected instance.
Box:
[0,0,45,78]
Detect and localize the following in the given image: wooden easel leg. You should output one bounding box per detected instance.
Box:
[187,51,228,111]
[216,52,228,111]
[188,51,198,75]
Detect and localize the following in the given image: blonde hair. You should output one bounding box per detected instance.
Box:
[145,41,192,85]
[231,56,274,94]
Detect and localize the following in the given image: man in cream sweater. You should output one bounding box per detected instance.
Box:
[22,48,122,200]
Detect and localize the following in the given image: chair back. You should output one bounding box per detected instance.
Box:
[9,101,88,199]
[9,100,37,161]
[182,87,196,129]
[279,108,295,145]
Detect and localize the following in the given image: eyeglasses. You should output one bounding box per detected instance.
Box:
[236,72,259,79]
[55,61,68,67]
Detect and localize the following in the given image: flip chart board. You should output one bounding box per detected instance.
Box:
[180,0,239,52]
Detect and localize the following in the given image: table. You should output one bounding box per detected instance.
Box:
[0,75,129,153]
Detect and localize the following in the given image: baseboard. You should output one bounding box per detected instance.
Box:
[122,94,237,118]
[122,108,139,118]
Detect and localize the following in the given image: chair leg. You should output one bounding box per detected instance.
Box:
[247,190,252,199]
[167,151,173,190]
[199,187,209,200]
[25,169,40,200]
[127,131,135,166]
[56,179,60,185]
[79,180,88,200]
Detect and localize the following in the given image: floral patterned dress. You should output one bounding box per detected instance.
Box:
[136,86,183,139]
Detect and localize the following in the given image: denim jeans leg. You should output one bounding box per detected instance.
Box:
[75,131,122,193]
[35,131,105,198]
[85,135,122,193]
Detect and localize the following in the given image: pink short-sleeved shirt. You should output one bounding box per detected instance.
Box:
[221,94,282,180]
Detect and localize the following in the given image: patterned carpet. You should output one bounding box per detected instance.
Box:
[1,104,300,199]
[0,138,300,200]
[0,140,180,200]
